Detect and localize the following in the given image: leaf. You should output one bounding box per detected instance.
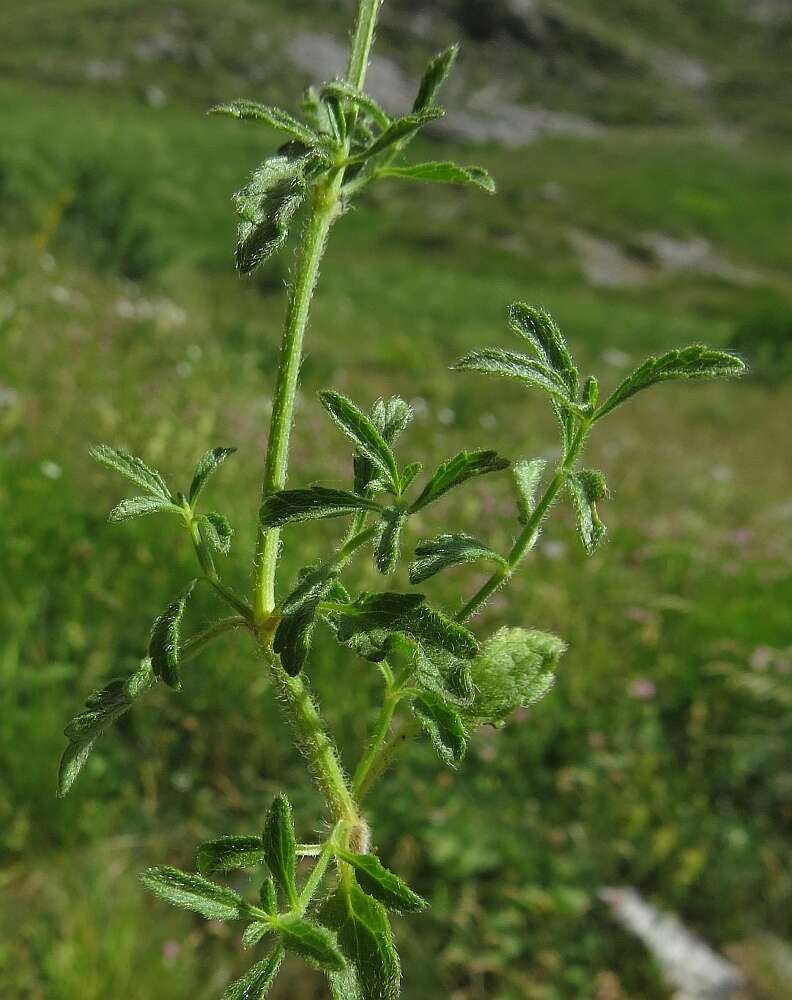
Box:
[409,533,506,584]
[261,486,382,528]
[375,509,406,575]
[222,948,284,1000]
[412,644,473,706]
[90,444,171,501]
[320,391,399,489]
[199,512,234,555]
[362,108,444,159]
[242,922,273,950]
[452,348,580,408]
[321,883,400,1000]
[399,462,422,494]
[379,161,495,193]
[262,794,298,905]
[260,878,278,915]
[277,917,345,971]
[139,866,246,921]
[274,566,338,675]
[189,447,237,505]
[197,836,265,878]
[333,593,425,641]
[567,469,609,555]
[354,397,413,495]
[233,157,308,274]
[336,851,427,913]
[462,627,565,726]
[210,101,320,146]
[513,458,547,526]
[413,44,459,112]
[108,496,182,522]
[508,303,579,396]
[57,659,155,797]
[410,450,510,512]
[413,693,468,767]
[321,81,391,129]
[148,580,197,690]
[595,345,746,420]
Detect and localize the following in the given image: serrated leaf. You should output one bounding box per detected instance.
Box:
[57,659,156,797]
[211,101,320,146]
[413,693,467,767]
[410,449,510,512]
[463,627,565,726]
[140,866,245,921]
[567,469,609,555]
[242,921,273,950]
[413,44,459,113]
[321,81,390,129]
[90,444,172,501]
[262,794,297,905]
[513,458,547,526]
[320,391,399,489]
[452,348,579,408]
[336,851,427,913]
[233,156,308,274]
[321,883,400,1000]
[277,917,345,971]
[200,511,234,555]
[260,877,278,915]
[333,593,425,641]
[409,533,506,584]
[508,304,579,396]
[354,397,413,495]
[148,580,197,690]
[222,947,284,1000]
[399,462,422,494]
[189,447,237,505]
[108,496,182,522]
[412,644,474,706]
[261,487,382,528]
[595,345,746,420]
[274,566,338,676]
[197,836,265,878]
[361,108,444,159]
[379,161,495,193]
[375,509,406,575]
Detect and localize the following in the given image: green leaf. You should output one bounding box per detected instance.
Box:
[210,101,320,146]
[222,947,284,1000]
[412,644,473,706]
[197,836,265,878]
[108,496,182,522]
[262,794,298,905]
[148,580,197,690]
[399,462,422,494]
[90,444,172,501]
[277,917,345,971]
[321,883,400,1000]
[463,627,565,726]
[233,157,308,274]
[513,458,547,526]
[333,593,425,641]
[321,81,391,129]
[375,509,406,575]
[413,44,459,112]
[378,161,495,193]
[57,659,155,797]
[260,877,278,915]
[362,108,444,159]
[336,851,427,913]
[139,866,246,921]
[320,391,399,489]
[410,449,510,512]
[261,486,382,528]
[354,397,413,495]
[199,512,234,555]
[508,304,579,396]
[413,693,468,767]
[595,345,746,420]
[189,447,237,505]
[274,566,338,675]
[409,533,506,584]
[242,921,273,950]
[452,348,580,408]
[567,469,609,555]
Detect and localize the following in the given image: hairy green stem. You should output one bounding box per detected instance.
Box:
[347,0,383,90]
[352,694,398,797]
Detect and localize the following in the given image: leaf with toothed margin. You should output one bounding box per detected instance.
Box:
[507,303,579,397]
[409,533,506,584]
[148,581,197,690]
[410,450,510,512]
[139,866,246,921]
[90,444,172,501]
[513,458,547,526]
[261,487,383,528]
[378,161,495,193]
[320,391,399,489]
[108,496,182,522]
[189,447,237,505]
[452,348,583,410]
[210,101,320,146]
[222,948,284,1000]
[413,44,459,112]
[354,397,413,495]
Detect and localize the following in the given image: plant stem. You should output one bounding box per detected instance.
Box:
[352,693,398,797]
[348,0,383,90]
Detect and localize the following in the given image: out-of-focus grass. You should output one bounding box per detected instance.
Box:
[1,43,791,1000]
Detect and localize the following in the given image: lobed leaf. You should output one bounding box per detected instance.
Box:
[140,866,246,921]
[413,44,459,113]
[189,447,237,505]
[108,496,182,522]
[508,303,578,396]
[410,449,510,512]
[148,580,197,690]
[409,533,506,584]
[412,693,468,767]
[379,161,495,193]
[336,850,427,914]
[261,486,382,528]
[513,458,547,526]
[233,156,309,274]
[262,794,298,904]
[222,948,284,1000]
[90,444,172,501]
[354,397,413,495]
[197,836,265,878]
[210,101,320,146]
[320,391,399,489]
[567,469,608,555]
[452,348,579,408]
[596,346,746,420]
[199,511,234,555]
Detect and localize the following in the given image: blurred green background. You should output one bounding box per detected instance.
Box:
[1,1,791,997]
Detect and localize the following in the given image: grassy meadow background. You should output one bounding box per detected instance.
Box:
[1,1,791,997]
